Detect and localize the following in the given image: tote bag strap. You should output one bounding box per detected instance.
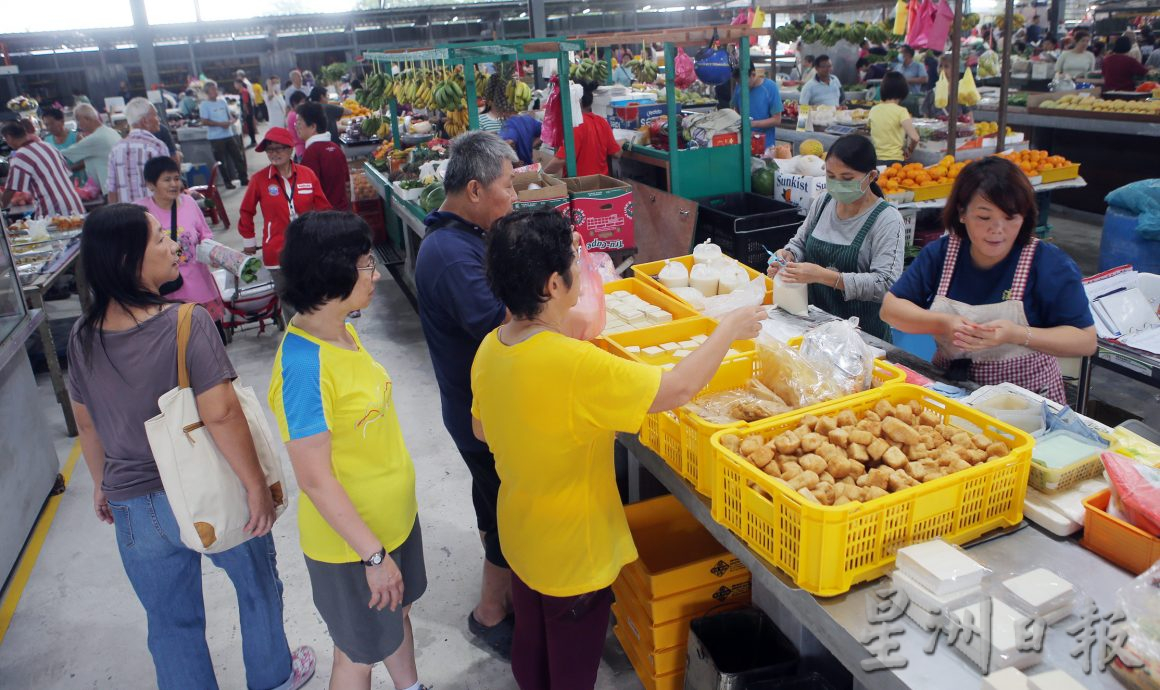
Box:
[175,302,197,390]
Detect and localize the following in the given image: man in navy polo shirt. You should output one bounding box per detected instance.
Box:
[415,130,518,658]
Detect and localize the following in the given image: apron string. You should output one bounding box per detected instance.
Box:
[1007,238,1040,303]
[937,234,961,298]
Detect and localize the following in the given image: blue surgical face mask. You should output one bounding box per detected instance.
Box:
[827,172,871,204]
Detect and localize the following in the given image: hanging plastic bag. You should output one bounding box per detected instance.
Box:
[751,7,766,28]
[958,67,980,106]
[674,48,697,89]
[892,0,909,35]
[541,75,564,149]
[934,71,950,109]
[695,28,733,86]
[561,241,607,341]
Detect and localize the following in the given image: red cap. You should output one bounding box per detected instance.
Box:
[256,127,295,152]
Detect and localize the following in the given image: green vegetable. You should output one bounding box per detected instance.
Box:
[753,164,778,196]
[420,182,446,214]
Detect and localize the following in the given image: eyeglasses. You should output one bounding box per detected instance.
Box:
[264,145,291,153]
[356,261,378,273]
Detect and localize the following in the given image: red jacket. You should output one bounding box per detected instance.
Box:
[301,133,351,212]
[239,164,332,268]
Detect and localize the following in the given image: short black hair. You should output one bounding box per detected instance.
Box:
[486,209,576,320]
[880,71,910,101]
[185,89,195,96]
[901,45,916,57]
[1113,36,1132,53]
[288,90,308,107]
[308,86,329,103]
[279,211,373,314]
[944,157,1037,246]
[1,121,28,139]
[815,54,831,67]
[856,57,870,69]
[42,107,64,121]
[143,156,181,184]
[297,101,328,132]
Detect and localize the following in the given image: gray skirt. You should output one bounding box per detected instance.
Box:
[304,517,427,664]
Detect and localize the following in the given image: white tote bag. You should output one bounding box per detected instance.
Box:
[145,304,287,554]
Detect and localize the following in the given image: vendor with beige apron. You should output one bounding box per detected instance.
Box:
[767,135,907,342]
[881,157,1096,403]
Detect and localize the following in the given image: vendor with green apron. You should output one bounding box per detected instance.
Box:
[767,134,906,341]
[881,156,1096,403]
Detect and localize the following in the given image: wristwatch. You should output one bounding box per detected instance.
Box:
[363,547,386,568]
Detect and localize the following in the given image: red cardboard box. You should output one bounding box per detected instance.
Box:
[512,171,570,216]
[563,175,634,252]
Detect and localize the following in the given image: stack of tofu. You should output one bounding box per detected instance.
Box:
[891,539,988,632]
[603,290,674,335]
[634,334,711,360]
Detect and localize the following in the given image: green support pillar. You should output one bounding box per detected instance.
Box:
[465,64,480,131]
[605,48,614,86]
[389,98,401,148]
[740,36,752,194]
[665,42,680,198]
[557,52,578,178]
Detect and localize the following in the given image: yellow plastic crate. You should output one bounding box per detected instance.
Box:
[709,384,1034,597]
[632,254,774,306]
[679,343,908,496]
[614,620,685,690]
[604,316,755,367]
[614,568,751,625]
[907,181,954,202]
[1040,163,1080,184]
[596,278,702,351]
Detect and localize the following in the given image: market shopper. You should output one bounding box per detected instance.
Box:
[868,72,919,166]
[62,104,123,196]
[1055,31,1096,78]
[199,81,249,190]
[134,156,226,324]
[266,77,288,129]
[799,55,843,107]
[65,203,315,690]
[269,211,427,690]
[106,97,169,204]
[296,102,351,212]
[414,131,517,659]
[544,81,622,177]
[238,127,332,321]
[881,156,1096,403]
[284,69,306,104]
[1102,36,1153,92]
[767,135,905,342]
[1,121,85,216]
[731,65,783,147]
[236,78,259,149]
[308,86,346,144]
[180,89,199,118]
[896,46,928,92]
[41,107,78,151]
[471,209,766,690]
[499,108,542,166]
[286,91,309,160]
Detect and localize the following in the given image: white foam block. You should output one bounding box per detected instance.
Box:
[1028,670,1086,690]
[647,312,673,324]
[896,540,989,596]
[673,349,692,358]
[642,346,664,356]
[678,340,699,349]
[1001,569,1075,616]
[659,342,681,351]
[691,334,709,344]
[983,667,1029,690]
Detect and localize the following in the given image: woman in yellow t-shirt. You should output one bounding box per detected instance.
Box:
[268,212,427,690]
[470,210,765,690]
[868,71,919,166]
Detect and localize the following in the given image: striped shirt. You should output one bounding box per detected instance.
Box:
[107,129,169,202]
[479,113,503,133]
[7,139,85,217]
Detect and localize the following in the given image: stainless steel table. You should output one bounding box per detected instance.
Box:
[1075,339,1160,416]
[622,435,1133,689]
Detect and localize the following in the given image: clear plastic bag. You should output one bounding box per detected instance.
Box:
[1115,560,1160,682]
[798,319,876,393]
[1102,451,1160,537]
[701,276,765,320]
[684,386,792,424]
[754,335,845,408]
[561,241,607,341]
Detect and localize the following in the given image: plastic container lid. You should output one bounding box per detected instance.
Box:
[1031,429,1105,470]
[895,539,990,597]
[1000,568,1075,616]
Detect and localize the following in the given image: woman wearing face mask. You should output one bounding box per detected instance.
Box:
[881,157,1096,402]
[135,156,225,328]
[766,134,906,341]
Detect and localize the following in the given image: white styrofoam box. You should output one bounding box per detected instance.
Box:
[891,570,981,616]
[983,667,1029,690]
[1028,670,1087,690]
[949,598,1042,673]
[896,540,990,596]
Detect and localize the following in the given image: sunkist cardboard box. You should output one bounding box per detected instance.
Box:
[562,175,634,252]
[512,171,570,216]
[773,171,827,211]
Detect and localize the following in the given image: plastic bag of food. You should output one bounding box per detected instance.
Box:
[754,334,846,408]
[1113,560,1160,688]
[958,67,980,107]
[684,386,791,424]
[935,71,950,109]
[540,75,563,148]
[1102,451,1160,537]
[701,276,765,320]
[773,273,808,316]
[799,318,876,393]
[674,47,697,89]
[561,241,606,341]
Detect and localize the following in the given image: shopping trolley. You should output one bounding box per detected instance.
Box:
[213,267,285,344]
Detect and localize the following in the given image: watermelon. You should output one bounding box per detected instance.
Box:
[752,163,778,196]
[420,182,445,214]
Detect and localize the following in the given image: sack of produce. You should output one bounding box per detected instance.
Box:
[560,241,607,340]
[935,72,950,109]
[977,50,1000,79]
[683,109,740,148]
[958,68,980,106]
[1105,179,1160,241]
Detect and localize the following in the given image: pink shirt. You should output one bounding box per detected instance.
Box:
[286,111,306,159]
[135,193,225,320]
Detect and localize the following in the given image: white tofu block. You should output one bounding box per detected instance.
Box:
[659,342,681,351]
[647,312,673,325]
[891,570,981,616]
[690,334,709,344]
[950,598,1040,672]
[983,667,1029,690]
[644,304,665,313]
[896,540,989,596]
[642,346,665,356]
[611,290,631,298]
[625,346,642,354]
[619,309,645,322]
[678,340,699,349]
[725,349,741,358]
[1001,569,1075,617]
[673,349,692,358]
[662,363,675,371]
[1028,670,1086,690]
[904,600,947,630]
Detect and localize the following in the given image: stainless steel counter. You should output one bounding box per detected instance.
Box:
[620,436,1133,690]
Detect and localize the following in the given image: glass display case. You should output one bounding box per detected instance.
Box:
[0,227,30,344]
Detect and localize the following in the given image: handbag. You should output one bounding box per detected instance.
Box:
[159,201,185,296]
[144,303,287,554]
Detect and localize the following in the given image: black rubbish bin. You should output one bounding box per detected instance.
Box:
[683,607,799,690]
[694,194,803,272]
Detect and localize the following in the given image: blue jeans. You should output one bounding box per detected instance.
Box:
[107,491,293,690]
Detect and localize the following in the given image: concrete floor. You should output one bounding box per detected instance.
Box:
[3,139,1158,689]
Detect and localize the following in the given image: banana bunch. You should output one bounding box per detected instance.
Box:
[355,72,393,112]
[434,78,465,112]
[443,108,470,137]
[475,69,490,99]
[506,80,533,112]
[624,58,659,84]
[569,58,609,83]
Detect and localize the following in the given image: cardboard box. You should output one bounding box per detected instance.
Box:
[773,171,827,210]
[609,101,666,129]
[563,175,634,252]
[512,171,570,216]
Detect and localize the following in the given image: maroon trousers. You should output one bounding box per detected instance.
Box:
[510,573,614,690]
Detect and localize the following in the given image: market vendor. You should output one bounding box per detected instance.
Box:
[1103,36,1153,92]
[544,81,622,177]
[470,208,765,690]
[767,135,905,342]
[799,55,843,107]
[1055,31,1096,79]
[881,156,1096,403]
[731,65,782,147]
